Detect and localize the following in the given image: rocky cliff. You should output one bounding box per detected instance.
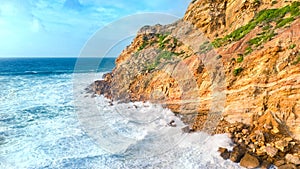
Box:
[94,0,300,167]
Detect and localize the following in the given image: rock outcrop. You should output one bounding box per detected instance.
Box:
[93,0,300,167]
[95,0,300,137]
[219,110,300,168]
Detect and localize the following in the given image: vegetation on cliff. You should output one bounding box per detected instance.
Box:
[93,0,300,168]
[212,1,300,48]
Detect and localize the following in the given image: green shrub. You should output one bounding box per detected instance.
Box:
[138,41,148,51]
[233,67,244,76]
[247,31,276,47]
[291,1,300,16]
[212,38,224,48]
[255,8,288,23]
[248,36,263,46]
[237,55,244,63]
[158,51,173,60]
[145,50,175,71]
[224,22,257,42]
[146,63,157,71]
[245,46,253,55]
[173,38,178,45]
[158,34,168,49]
[292,56,300,65]
[289,44,296,49]
[199,41,213,54]
[262,24,272,31]
[276,17,295,28]
[212,2,300,47]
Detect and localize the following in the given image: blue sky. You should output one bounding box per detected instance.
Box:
[0,0,191,57]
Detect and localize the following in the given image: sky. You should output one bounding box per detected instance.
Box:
[0,0,191,57]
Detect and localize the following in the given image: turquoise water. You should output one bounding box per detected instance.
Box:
[0,58,240,169]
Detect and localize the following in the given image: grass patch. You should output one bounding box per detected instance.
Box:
[245,46,253,55]
[247,31,276,47]
[289,44,296,49]
[146,63,157,71]
[292,56,300,65]
[212,2,300,47]
[233,67,244,76]
[237,54,244,63]
[262,24,272,31]
[158,51,173,60]
[291,1,300,16]
[276,17,295,28]
[226,22,257,42]
[199,41,213,54]
[138,41,148,51]
[145,50,175,71]
[212,38,224,48]
[158,34,169,49]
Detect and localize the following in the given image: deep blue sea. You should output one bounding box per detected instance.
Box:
[0,58,240,169]
[0,58,115,76]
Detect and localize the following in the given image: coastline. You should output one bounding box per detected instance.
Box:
[91,1,300,168]
[91,77,300,168]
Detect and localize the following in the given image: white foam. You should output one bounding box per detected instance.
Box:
[74,74,241,168]
[0,72,242,169]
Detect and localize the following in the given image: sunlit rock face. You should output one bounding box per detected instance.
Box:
[94,0,300,141]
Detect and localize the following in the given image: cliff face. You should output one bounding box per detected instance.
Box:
[184,0,295,39]
[94,0,300,141]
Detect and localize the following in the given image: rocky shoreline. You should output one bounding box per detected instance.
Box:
[219,119,300,169]
[92,77,300,168]
[91,0,300,168]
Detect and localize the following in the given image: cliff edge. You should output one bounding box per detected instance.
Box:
[94,0,300,167]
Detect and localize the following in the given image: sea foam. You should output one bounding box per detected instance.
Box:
[0,72,241,169]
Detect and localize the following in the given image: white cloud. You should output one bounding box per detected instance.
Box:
[0,0,191,57]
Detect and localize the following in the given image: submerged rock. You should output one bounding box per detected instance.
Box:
[218,147,231,160]
[181,126,193,133]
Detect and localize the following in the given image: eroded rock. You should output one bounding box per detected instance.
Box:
[265,146,278,157]
[277,164,297,169]
[240,153,260,169]
[230,145,246,163]
[285,154,300,165]
[218,147,231,160]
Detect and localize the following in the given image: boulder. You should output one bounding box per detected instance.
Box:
[230,145,246,163]
[240,153,260,169]
[274,159,286,167]
[218,147,231,160]
[181,126,192,133]
[277,164,297,169]
[265,146,278,157]
[285,154,300,165]
[260,160,271,169]
[275,140,290,152]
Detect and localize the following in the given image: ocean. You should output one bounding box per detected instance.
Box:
[0,58,241,169]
